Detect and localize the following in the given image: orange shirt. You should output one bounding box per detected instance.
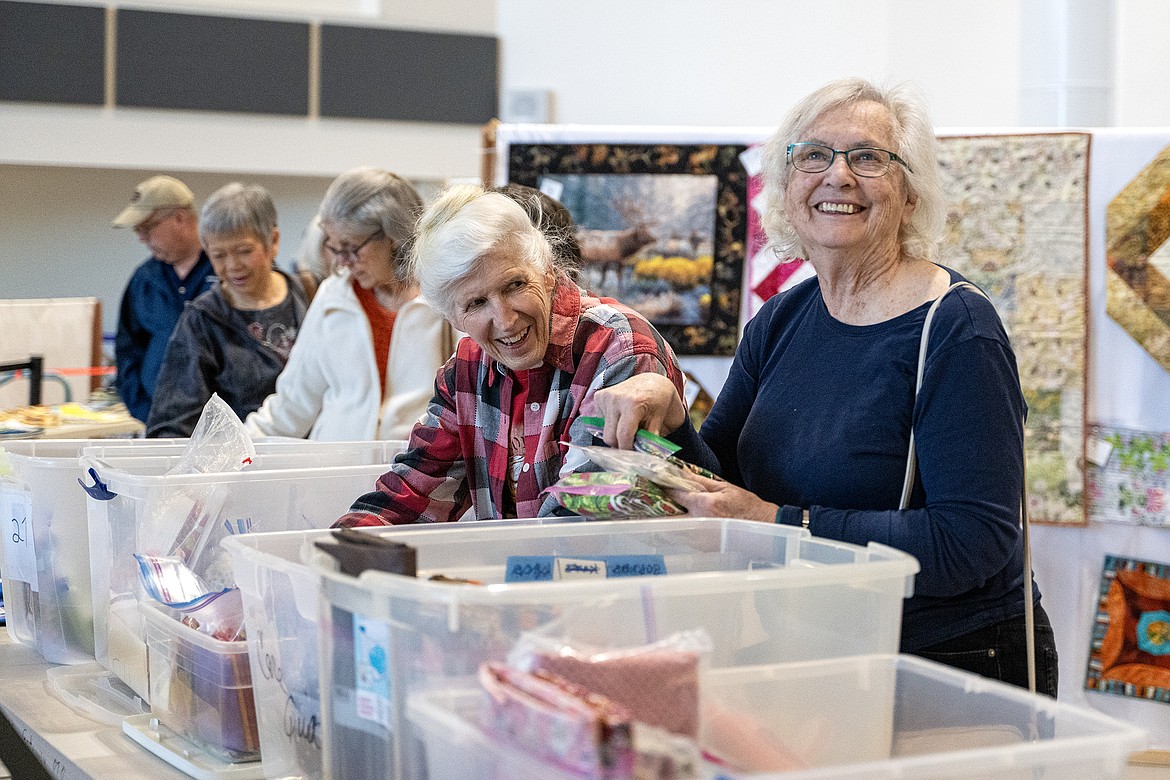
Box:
[353,281,397,396]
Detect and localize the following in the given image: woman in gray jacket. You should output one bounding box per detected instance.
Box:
[146,183,308,438]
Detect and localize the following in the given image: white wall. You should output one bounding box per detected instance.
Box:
[0,165,336,334]
[5,0,1170,352]
[496,0,1023,128]
[0,0,495,179]
[0,0,494,335]
[0,105,486,180]
[1114,0,1170,125]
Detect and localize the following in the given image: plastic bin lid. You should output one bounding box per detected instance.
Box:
[122,714,266,780]
[45,662,149,727]
[313,517,920,607]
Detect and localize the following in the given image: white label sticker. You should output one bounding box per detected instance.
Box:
[353,614,392,730]
[2,487,38,591]
[554,557,607,580]
[1085,436,1114,467]
[739,145,764,177]
[538,177,564,201]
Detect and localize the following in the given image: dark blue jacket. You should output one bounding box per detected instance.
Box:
[114,254,215,422]
[676,268,1037,651]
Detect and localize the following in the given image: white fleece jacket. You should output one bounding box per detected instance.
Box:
[245,271,457,441]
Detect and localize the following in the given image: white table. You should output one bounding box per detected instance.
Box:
[0,634,187,780]
[2,631,1168,779]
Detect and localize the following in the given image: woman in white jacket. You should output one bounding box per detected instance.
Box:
[246,168,457,441]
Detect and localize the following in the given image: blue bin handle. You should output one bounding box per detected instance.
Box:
[79,467,117,500]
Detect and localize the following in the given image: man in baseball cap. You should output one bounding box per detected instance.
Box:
[111,175,195,227]
[111,174,215,422]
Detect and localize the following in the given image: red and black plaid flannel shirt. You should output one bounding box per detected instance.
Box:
[334,276,684,525]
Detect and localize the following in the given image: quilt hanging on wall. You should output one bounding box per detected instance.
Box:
[501,130,1090,520]
[507,143,749,356]
[1106,141,1170,374]
[1086,555,1170,703]
[1086,424,1170,526]
[935,133,1090,525]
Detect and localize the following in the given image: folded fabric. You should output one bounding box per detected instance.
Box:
[479,662,635,778]
[701,700,807,773]
[533,647,702,738]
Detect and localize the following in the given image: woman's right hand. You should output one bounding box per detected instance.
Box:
[593,372,688,450]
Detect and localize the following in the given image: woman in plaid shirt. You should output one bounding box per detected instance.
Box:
[335,184,689,525]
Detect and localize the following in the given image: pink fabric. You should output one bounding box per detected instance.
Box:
[534,649,701,738]
[479,663,634,777]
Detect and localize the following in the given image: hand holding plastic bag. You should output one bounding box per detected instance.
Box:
[544,417,722,518]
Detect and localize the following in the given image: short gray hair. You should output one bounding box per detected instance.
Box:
[318,167,423,275]
[760,77,947,263]
[408,183,552,317]
[199,182,279,248]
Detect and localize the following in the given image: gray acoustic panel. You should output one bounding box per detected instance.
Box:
[116,9,309,116]
[0,1,105,105]
[320,25,497,124]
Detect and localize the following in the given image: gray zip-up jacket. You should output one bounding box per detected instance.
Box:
[146,269,308,437]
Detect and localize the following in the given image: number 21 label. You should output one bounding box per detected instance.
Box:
[1,488,38,591]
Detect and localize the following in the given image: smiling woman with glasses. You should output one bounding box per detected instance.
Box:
[594,77,1058,698]
[244,167,457,442]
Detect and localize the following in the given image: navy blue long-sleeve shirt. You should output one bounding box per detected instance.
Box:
[680,268,1037,651]
[114,254,214,422]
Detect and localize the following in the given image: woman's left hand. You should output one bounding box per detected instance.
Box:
[670,474,778,524]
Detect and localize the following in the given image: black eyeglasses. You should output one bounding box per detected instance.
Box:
[324,229,384,265]
[787,143,913,177]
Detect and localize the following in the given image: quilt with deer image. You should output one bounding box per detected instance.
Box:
[507,143,749,356]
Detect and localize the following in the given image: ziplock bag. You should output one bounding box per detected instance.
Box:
[544,472,686,519]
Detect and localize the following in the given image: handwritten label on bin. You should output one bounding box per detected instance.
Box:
[2,487,38,591]
[505,554,667,582]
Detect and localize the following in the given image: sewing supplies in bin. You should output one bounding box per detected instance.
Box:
[543,416,722,519]
[135,552,259,760]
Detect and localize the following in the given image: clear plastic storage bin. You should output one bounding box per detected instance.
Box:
[140,601,261,761]
[82,440,404,702]
[222,519,537,780]
[0,438,401,667]
[0,439,174,664]
[225,530,328,780]
[409,654,1145,780]
[313,518,920,780]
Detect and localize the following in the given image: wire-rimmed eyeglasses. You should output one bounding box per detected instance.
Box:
[786,143,913,177]
[133,209,177,238]
[324,229,384,266]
